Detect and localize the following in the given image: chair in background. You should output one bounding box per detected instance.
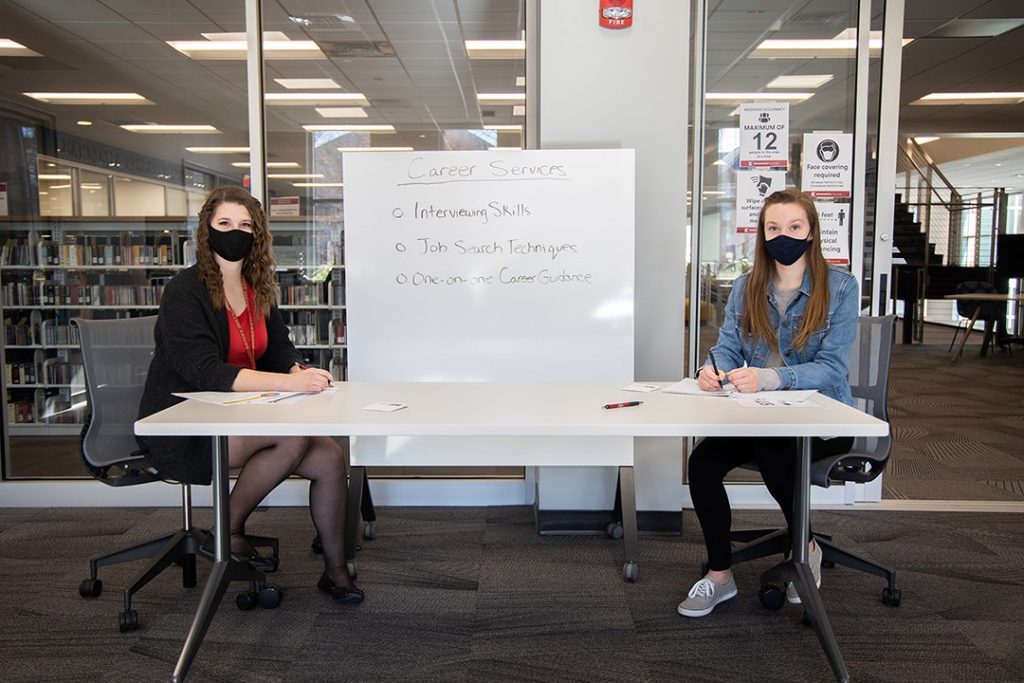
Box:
[948,280,1008,358]
[73,316,280,632]
[724,315,901,609]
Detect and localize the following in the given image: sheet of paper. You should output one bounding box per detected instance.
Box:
[621,383,662,393]
[174,387,335,406]
[363,401,408,412]
[662,378,817,403]
[662,378,729,396]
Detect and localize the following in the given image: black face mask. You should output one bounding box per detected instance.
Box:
[764,234,811,266]
[208,228,254,262]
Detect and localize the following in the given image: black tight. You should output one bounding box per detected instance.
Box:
[688,436,854,571]
[228,435,353,588]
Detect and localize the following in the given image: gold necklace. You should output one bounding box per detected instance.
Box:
[225,280,256,370]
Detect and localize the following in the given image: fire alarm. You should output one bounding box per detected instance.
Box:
[600,0,633,30]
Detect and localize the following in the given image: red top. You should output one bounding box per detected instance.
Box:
[226,285,268,368]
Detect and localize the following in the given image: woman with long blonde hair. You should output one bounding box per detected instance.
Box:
[678,189,858,618]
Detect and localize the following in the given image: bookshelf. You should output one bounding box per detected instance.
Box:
[0,215,347,477]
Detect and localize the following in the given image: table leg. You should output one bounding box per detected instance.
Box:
[952,309,981,361]
[171,436,264,683]
[618,466,639,582]
[762,437,849,683]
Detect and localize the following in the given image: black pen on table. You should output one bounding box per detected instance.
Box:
[604,401,643,410]
[296,361,333,387]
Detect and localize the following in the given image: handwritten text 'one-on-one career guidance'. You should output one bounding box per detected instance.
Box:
[387,155,595,289]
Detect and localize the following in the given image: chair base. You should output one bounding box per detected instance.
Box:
[724,526,899,601]
[81,526,280,630]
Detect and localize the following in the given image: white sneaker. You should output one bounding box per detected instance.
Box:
[677,575,738,617]
[786,541,823,604]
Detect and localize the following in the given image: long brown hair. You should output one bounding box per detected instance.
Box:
[195,186,278,315]
[742,189,830,351]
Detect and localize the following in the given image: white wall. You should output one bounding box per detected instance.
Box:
[535,0,689,511]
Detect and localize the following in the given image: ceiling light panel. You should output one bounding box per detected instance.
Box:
[0,38,42,56]
[477,93,526,105]
[24,92,152,105]
[121,124,218,133]
[186,146,250,153]
[316,107,368,118]
[303,124,395,132]
[167,40,325,60]
[266,92,368,106]
[911,92,1024,105]
[766,75,834,89]
[465,40,526,59]
[273,78,340,89]
[232,162,300,168]
[706,92,814,102]
[336,146,414,152]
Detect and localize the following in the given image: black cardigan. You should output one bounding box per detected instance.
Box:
[137,265,301,484]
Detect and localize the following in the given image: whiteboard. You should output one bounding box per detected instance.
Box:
[344,149,635,470]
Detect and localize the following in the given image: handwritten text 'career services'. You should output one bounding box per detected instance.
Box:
[404,156,568,182]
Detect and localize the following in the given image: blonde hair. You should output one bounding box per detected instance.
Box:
[742,189,830,350]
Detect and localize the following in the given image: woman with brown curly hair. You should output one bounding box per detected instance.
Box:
[138,185,363,604]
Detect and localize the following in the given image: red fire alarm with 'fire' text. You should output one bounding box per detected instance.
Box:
[599,0,633,30]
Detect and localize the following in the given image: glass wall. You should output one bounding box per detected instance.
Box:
[0,0,247,478]
[690,0,887,482]
[0,0,526,480]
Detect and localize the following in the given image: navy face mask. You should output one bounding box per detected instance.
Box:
[208,227,254,262]
[764,234,811,266]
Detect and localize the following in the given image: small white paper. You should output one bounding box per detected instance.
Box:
[734,397,821,408]
[728,389,816,404]
[621,383,662,393]
[364,402,408,412]
[174,386,335,406]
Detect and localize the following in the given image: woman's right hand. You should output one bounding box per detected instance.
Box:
[285,367,334,393]
[697,364,726,391]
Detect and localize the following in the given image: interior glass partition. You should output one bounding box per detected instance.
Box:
[0,0,246,479]
[690,0,887,483]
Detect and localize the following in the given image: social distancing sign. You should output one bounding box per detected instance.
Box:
[802,132,852,199]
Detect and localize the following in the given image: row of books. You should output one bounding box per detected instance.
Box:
[4,322,80,346]
[2,283,165,307]
[1,234,178,267]
[5,359,84,386]
[7,395,82,425]
[279,284,327,306]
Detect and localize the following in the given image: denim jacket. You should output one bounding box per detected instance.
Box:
[708,265,859,406]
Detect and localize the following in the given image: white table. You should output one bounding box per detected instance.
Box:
[136,381,887,683]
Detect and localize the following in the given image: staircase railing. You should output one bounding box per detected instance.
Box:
[894,138,1007,341]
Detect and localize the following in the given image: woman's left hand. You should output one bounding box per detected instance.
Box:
[723,367,760,393]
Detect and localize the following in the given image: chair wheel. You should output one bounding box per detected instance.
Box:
[79,578,102,598]
[347,560,358,580]
[119,609,139,632]
[236,591,257,611]
[623,561,639,583]
[882,587,901,607]
[605,522,624,539]
[362,522,376,541]
[311,534,323,554]
[802,610,814,627]
[821,559,835,569]
[258,586,283,609]
[759,584,786,611]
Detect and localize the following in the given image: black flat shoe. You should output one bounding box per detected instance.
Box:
[317,573,365,604]
[199,534,279,573]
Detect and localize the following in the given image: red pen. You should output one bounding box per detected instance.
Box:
[603,401,643,410]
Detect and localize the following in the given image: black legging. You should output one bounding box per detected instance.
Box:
[688,436,854,571]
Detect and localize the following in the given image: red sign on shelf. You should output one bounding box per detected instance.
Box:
[599,0,633,30]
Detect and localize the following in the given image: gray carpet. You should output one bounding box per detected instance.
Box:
[3,505,1023,682]
[884,323,1024,501]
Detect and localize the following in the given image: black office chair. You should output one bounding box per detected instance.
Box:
[73,316,280,631]
[948,280,1007,357]
[724,315,901,608]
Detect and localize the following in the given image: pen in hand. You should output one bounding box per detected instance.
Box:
[708,350,731,389]
[604,401,643,410]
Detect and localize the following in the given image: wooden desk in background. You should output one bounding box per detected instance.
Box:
[944,293,1024,360]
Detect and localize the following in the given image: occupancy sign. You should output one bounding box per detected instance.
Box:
[816,201,850,265]
[802,132,852,199]
[735,170,786,233]
[739,102,789,168]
